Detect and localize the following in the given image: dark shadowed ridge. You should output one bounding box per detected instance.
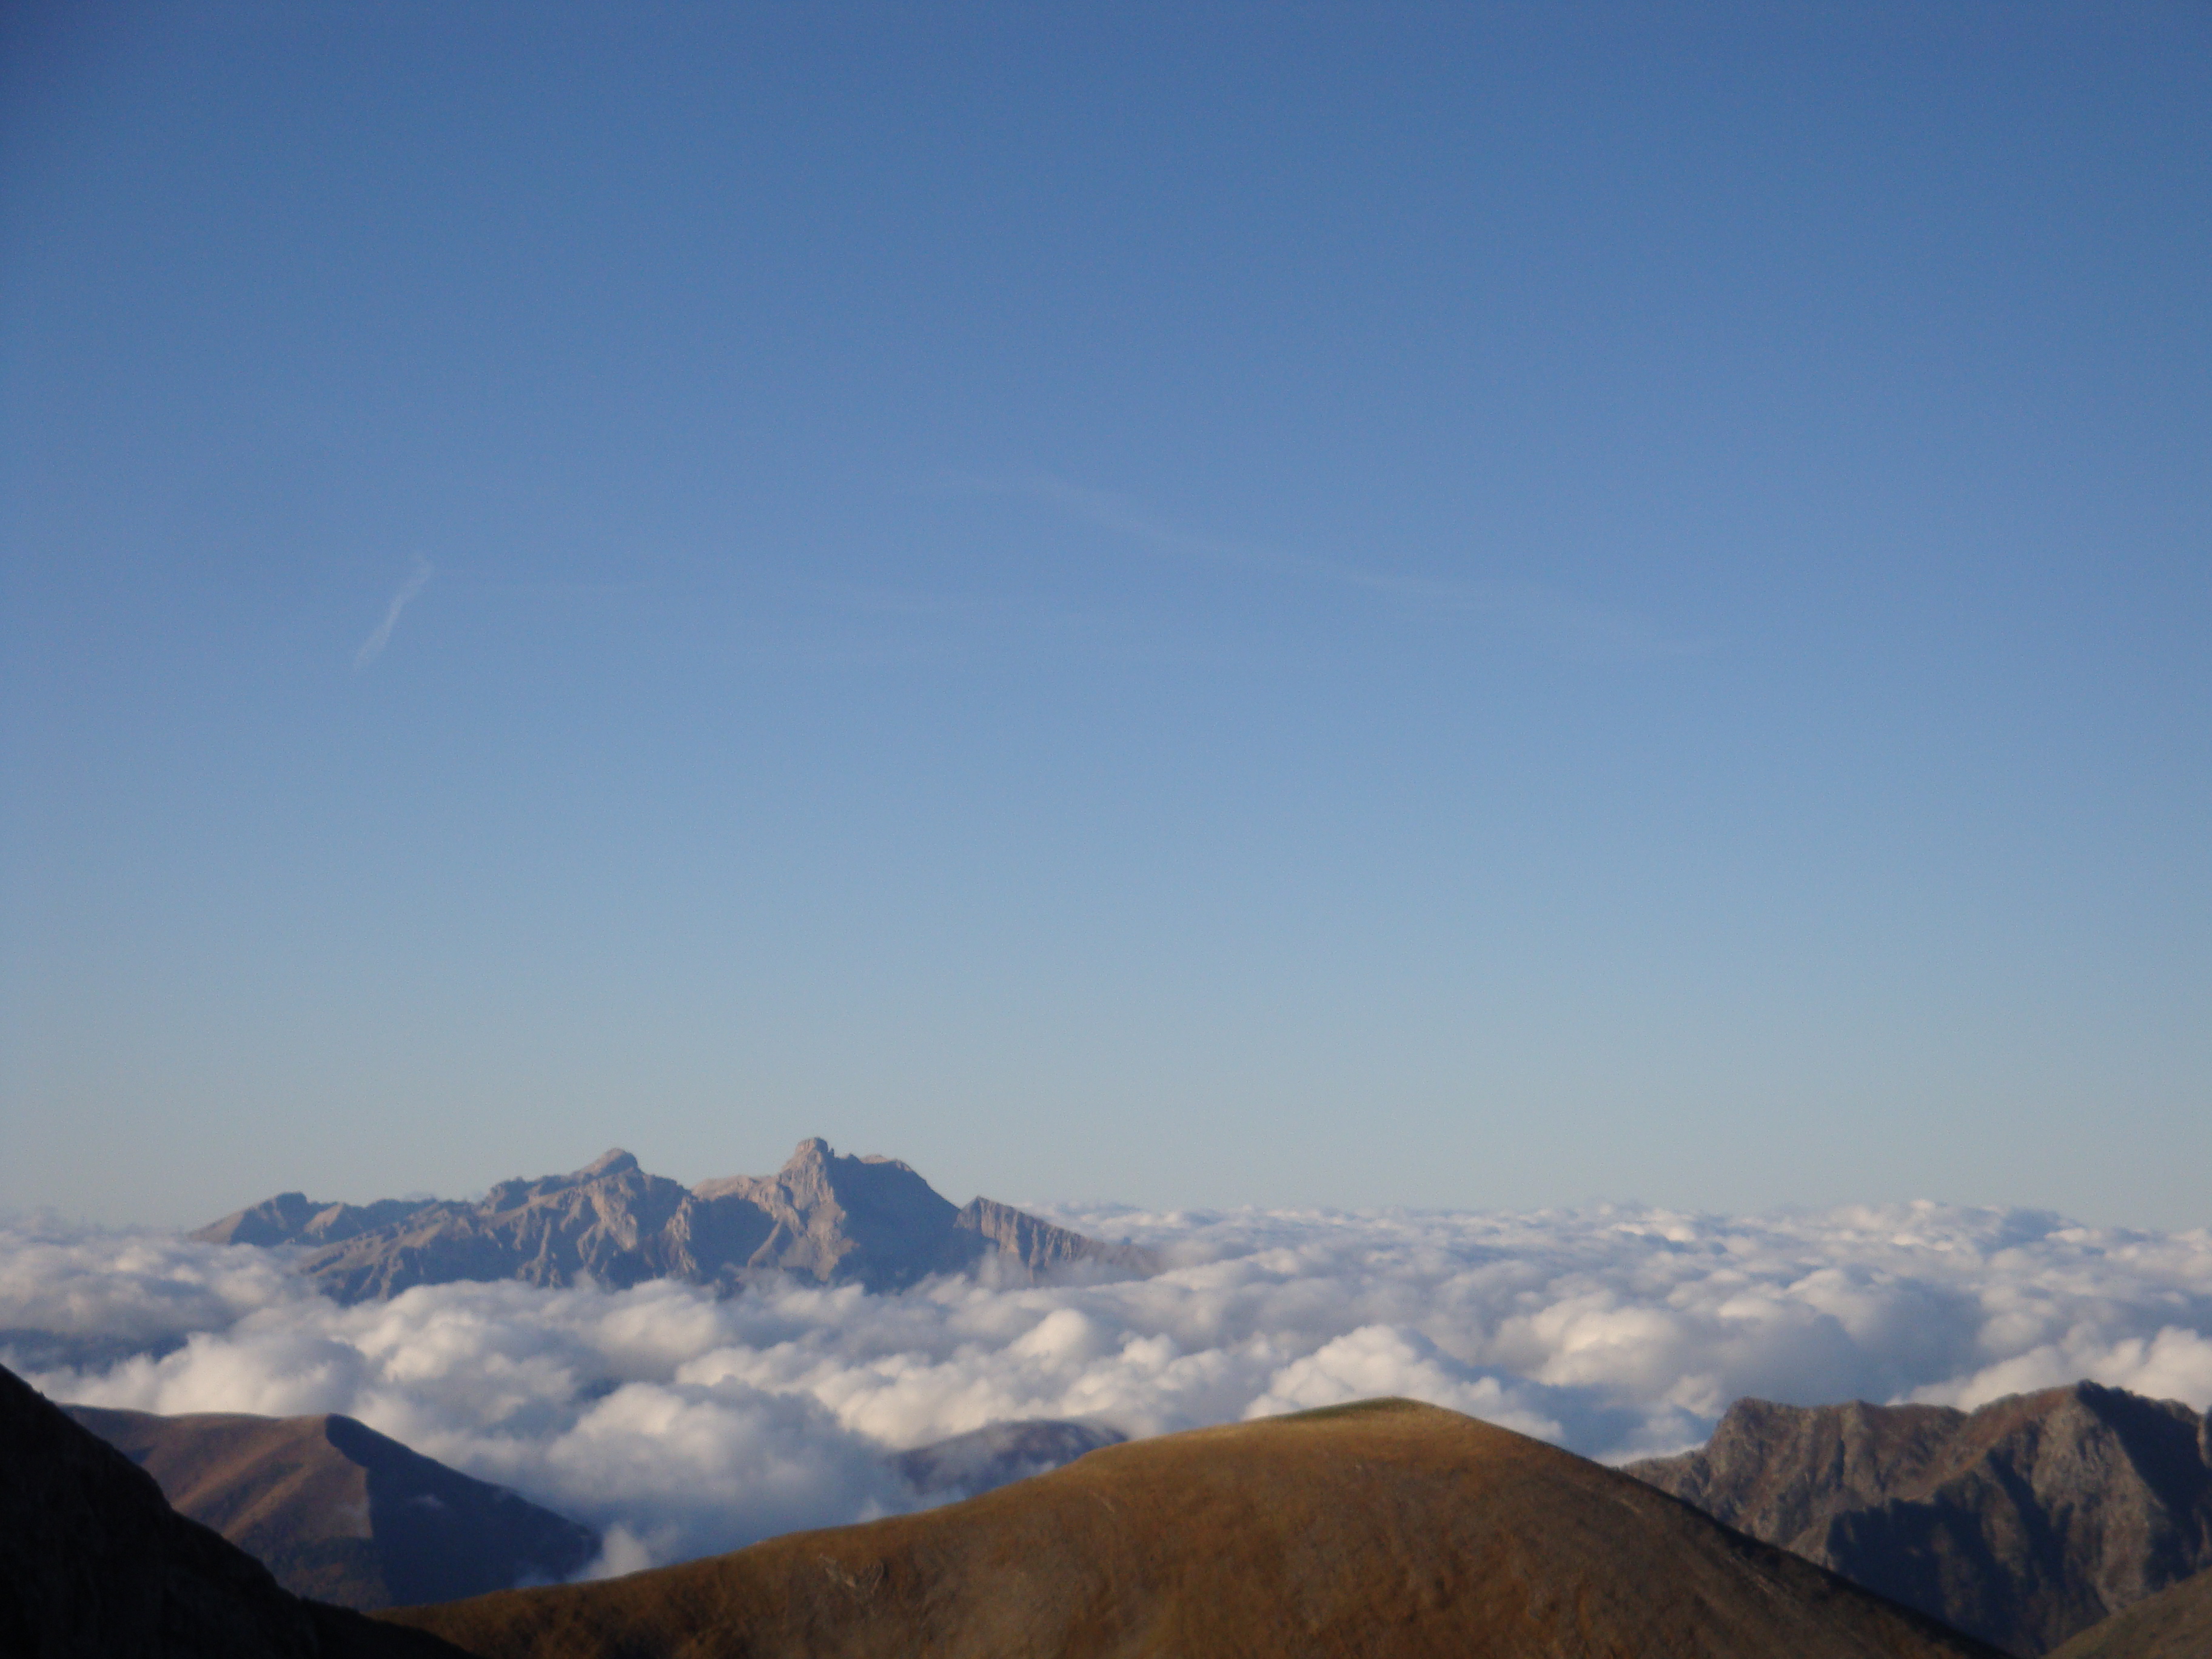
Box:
[65,1404,600,1610]
[0,1362,463,1659]
[194,1137,1159,1303]
[386,1399,2005,1659]
[2048,1565,2212,1659]
[890,1418,1126,1499]
[1626,1382,2212,1655]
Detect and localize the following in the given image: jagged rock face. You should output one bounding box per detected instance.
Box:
[1627,1382,2212,1655]
[693,1139,980,1290]
[272,1155,703,1304]
[0,1363,461,1659]
[65,1404,600,1610]
[890,1418,1127,1500]
[195,1193,440,1250]
[194,1139,1158,1304]
[953,1196,1138,1277]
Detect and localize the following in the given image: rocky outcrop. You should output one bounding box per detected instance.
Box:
[195,1139,1159,1304]
[0,1362,462,1659]
[389,1399,2006,1659]
[1627,1382,2212,1655]
[66,1404,599,1610]
[890,1418,1127,1500]
[951,1195,1154,1278]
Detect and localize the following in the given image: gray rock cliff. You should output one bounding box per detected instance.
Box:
[1627,1382,2212,1655]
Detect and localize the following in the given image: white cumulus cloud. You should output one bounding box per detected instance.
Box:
[5,1199,2210,1573]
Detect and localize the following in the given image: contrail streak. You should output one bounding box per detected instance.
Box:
[354,556,434,669]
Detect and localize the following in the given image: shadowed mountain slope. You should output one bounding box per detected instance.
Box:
[195,1138,1158,1302]
[2047,1566,2212,1659]
[65,1404,599,1610]
[1626,1382,2212,1655]
[890,1418,1125,1499]
[386,1399,2003,1659]
[0,1363,463,1659]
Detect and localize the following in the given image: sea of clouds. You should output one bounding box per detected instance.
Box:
[6,1201,2212,1574]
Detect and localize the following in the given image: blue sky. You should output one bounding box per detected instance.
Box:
[3,2,2207,1227]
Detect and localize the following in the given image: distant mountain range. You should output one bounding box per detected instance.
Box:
[1,1363,461,1659]
[388,1398,2003,1659]
[64,1405,598,1611]
[1627,1381,2212,1655]
[195,1138,1159,1302]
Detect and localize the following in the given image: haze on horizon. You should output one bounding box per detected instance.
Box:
[1,2,2206,1231]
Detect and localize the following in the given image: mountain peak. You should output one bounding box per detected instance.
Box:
[574,1148,638,1179]
[785,1136,832,1167]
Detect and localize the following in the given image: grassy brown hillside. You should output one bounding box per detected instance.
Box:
[387,1399,2002,1659]
[67,1404,598,1609]
[2048,1567,2212,1659]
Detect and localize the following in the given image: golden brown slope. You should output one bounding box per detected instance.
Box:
[2047,1566,2212,1659]
[65,1404,598,1609]
[387,1399,2004,1659]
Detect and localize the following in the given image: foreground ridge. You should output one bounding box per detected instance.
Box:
[195,1136,1160,1302]
[0,1362,463,1659]
[386,1399,2005,1659]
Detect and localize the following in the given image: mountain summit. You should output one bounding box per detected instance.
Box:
[194,1139,1159,1304]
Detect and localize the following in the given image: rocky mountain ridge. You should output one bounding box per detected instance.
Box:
[1626,1381,2212,1655]
[196,1138,1159,1304]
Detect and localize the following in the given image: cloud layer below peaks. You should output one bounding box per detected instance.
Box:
[6,1201,2211,1572]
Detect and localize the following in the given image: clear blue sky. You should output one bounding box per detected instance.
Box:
[3,2,2207,1228]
